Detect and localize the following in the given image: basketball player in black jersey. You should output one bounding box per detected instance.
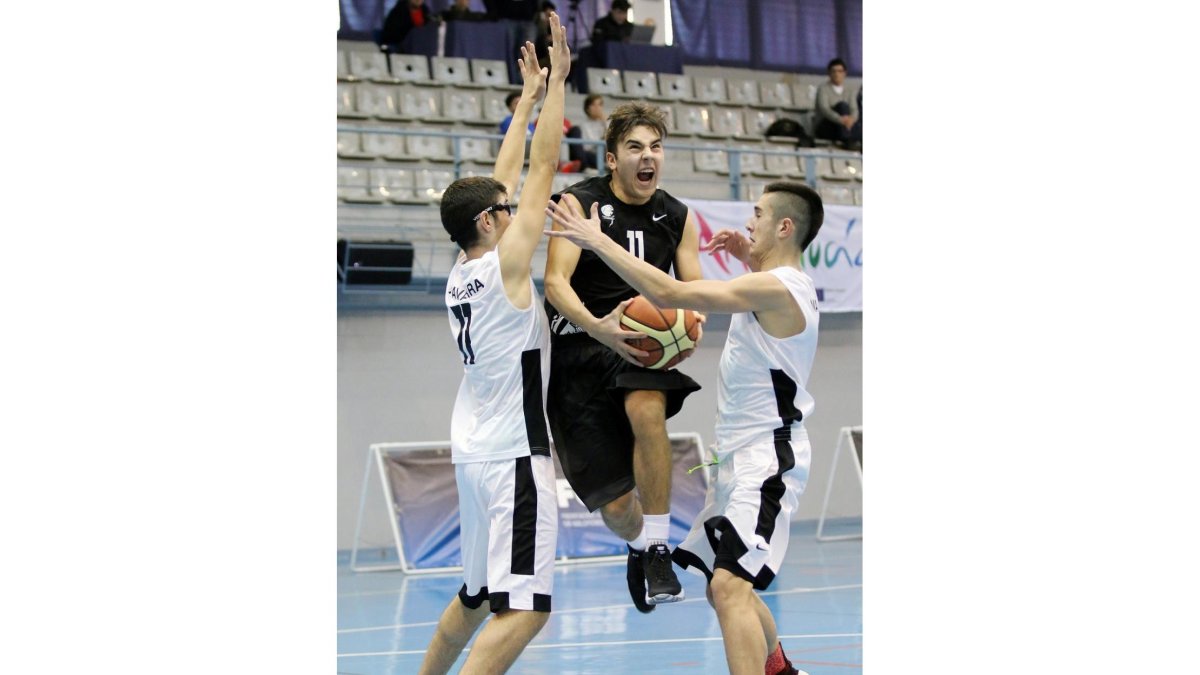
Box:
[544,102,703,612]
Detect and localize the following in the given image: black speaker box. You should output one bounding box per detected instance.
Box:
[338,239,414,285]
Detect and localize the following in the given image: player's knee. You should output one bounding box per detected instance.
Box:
[710,569,752,608]
[624,391,667,433]
[601,492,636,521]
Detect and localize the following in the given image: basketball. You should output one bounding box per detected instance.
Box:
[619,296,700,370]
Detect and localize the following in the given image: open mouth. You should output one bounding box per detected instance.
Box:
[635,168,655,185]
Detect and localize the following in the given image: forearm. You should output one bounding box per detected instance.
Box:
[590,236,683,308]
[527,77,566,179]
[544,272,602,332]
[494,99,537,192]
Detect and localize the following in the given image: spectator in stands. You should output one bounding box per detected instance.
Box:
[852,87,862,149]
[500,91,537,136]
[381,0,437,50]
[567,94,606,170]
[441,0,487,21]
[813,58,861,150]
[592,0,634,45]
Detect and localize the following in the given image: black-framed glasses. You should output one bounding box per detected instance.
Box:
[474,202,512,221]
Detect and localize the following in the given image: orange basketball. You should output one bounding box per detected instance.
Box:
[619,295,700,370]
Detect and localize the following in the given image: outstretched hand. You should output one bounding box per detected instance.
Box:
[547,11,571,81]
[517,41,548,103]
[592,298,651,366]
[545,199,605,251]
[701,228,752,266]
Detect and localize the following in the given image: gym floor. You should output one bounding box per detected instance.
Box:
[337,519,863,674]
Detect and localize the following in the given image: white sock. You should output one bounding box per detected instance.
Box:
[644,513,671,547]
[629,528,648,551]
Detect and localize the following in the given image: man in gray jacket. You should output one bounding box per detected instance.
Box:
[813,58,861,150]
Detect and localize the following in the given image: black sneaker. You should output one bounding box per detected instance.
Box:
[625,545,655,613]
[642,543,684,604]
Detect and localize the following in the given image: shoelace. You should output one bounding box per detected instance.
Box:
[646,549,674,583]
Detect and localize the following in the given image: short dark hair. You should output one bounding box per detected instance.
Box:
[763,182,824,251]
[440,176,506,250]
[604,102,667,155]
[827,57,847,72]
[611,0,631,9]
[505,91,521,108]
[584,94,603,114]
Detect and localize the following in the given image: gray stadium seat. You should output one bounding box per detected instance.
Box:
[406,130,453,162]
[442,89,485,124]
[587,69,624,96]
[432,57,475,87]
[389,54,433,84]
[615,71,657,100]
[672,104,711,137]
[692,76,727,104]
[726,79,760,107]
[372,168,427,204]
[347,50,398,84]
[361,131,407,160]
[791,82,817,110]
[339,166,385,203]
[355,83,402,119]
[471,59,513,88]
[337,83,370,119]
[652,74,692,102]
[481,89,510,124]
[415,169,455,201]
[397,86,454,123]
[693,144,727,173]
[759,81,793,109]
[337,50,356,82]
[743,109,778,137]
[457,136,495,163]
[819,184,855,205]
[762,150,801,178]
[337,131,375,160]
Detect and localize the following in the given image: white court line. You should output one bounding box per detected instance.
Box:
[338,632,864,658]
[337,583,862,634]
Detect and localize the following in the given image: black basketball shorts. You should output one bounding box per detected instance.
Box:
[546,338,701,512]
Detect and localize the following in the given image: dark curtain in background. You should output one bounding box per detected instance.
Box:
[672,0,862,75]
[338,0,863,76]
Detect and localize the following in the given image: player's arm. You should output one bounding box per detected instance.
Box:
[673,209,703,283]
[492,42,545,197]
[546,200,796,315]
[498,12,569,306]
[544,193,650,365]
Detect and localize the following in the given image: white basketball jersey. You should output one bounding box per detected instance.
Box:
[445,249,552,464]
[714,266,820,453]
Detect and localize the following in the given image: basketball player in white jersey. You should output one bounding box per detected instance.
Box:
[544,181,823,675]
[416,18,569,675]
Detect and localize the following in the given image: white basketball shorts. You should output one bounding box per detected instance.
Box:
[672,430,811,591]
[455,454,558,612]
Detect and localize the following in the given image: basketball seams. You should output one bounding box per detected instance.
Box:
[619,296,698,370]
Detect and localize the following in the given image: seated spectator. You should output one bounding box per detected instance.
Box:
[381,0,437,49]
[592,0,634,45]
[567,94,606,170]
[499,91,536,136]
[813,57,861,150]
[441,0,487,21]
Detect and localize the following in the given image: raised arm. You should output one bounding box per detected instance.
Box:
[493,43,545,197]
[498,12,569,303]
[546,200,796,315]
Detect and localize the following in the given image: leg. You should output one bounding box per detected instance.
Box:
[598,489,644,541]
[417,596,491,675]
[459,608,550,675]
[711,569,770,675]
[625,389,671,515]
[706,580,781,660]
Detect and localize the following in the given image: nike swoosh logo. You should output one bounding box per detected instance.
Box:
[652,213,667,222]
[755,543,769,551]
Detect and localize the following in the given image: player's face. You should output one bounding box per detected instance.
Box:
[606,125,663,204]
[746,194,777,259]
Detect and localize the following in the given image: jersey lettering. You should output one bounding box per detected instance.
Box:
[626,230,645,260]
[448,278,486,301]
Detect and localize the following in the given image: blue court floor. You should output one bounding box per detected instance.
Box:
[337,519,863,674]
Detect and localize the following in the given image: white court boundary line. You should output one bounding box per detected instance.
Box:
[338,632,864,658]
[337,583,862,634]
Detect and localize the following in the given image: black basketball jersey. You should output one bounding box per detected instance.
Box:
[546,175,691,341]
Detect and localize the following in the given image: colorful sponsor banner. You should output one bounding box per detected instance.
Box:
[683,199,863,312]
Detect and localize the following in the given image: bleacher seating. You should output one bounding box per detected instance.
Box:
[470,59,515,89]
[587,69,624,96]
[388,54,433,84]
[431,57,475,88]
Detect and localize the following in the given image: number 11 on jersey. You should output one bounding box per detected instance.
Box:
[626,230,645,260]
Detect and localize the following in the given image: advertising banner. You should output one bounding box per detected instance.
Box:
[683,199,863,312]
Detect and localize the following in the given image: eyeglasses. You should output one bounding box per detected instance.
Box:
[474,202,512,221]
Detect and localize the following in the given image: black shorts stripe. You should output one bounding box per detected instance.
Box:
[458,583,489,609]
[671,546,713,583]
[521,349,551,456]
[756,369,800,544]
[486,592,553,614]
[511,456,537,576]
